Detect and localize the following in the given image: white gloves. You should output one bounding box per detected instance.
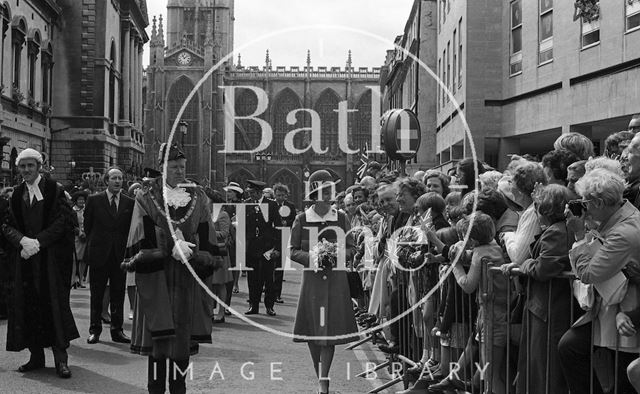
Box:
[172,239,195,262]
[19,237,40,260]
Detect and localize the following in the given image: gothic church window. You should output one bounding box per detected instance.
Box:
[168,77,199,177]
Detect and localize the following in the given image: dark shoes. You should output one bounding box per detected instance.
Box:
[111,330,131,344]
[18,359,45,373]
[245,306,259,315]
[266,307,276,316]
[87,333,100,344]
[212,317,225,324]
[56,362,72,378]
[18,359,71,378]
[275,298,284,304]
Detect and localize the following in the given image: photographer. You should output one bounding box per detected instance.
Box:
[559,169,640,394]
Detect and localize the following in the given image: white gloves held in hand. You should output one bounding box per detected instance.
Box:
[172,239,195,262]
[19,237,40,260]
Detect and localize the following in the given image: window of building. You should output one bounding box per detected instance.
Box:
[441,0,446,24]
[442,49,446,107]
[452,29,457,94]
[539,0,553,64]
[27,32,39,100]
[446,43,450,102]
[458,18,463,88]
[437,58,441,111]
[11,19,26,93]
[581,19,600,48]
[627,0,640,32]
[0,4,9,94]
[510,0,522,76]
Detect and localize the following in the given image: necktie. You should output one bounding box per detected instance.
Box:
[110,195,117,215]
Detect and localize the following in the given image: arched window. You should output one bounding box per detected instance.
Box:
[11,18,26,93]
[233,88,263,159]
[228,169,255,192]
[353,90,372,153]
[270,169,300,207]
[109,41,116,122]
[0,3,10,92]
[314,89,341,159]
[27,30,40,101]
[272,88,302,160]
[167,76,199,177]
[40,42,52,107]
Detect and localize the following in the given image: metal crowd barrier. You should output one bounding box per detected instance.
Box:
[351,257,637,394]
[484,265,635,394]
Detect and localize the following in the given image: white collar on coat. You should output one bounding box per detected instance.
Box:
[305,206,338,223]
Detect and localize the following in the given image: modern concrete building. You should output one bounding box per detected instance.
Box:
[434,0,640,171]
[50,0,149,187]
[0,0,60,186]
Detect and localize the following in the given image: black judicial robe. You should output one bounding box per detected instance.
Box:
[2,177,79,351]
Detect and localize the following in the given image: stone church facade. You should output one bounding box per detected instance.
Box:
[144,0,380,206]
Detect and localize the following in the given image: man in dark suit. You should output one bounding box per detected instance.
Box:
[271,183,296,304]
[244,180,279,316]
[2,148,79,378]
[85,167,134,344]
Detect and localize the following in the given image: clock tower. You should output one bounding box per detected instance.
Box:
[145,0,234,187]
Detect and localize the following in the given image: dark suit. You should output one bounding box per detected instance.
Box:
[84,191,134,335]
[244,197,279,309]
[273,200,296,300]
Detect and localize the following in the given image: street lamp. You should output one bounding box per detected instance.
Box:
[178,121,188,148]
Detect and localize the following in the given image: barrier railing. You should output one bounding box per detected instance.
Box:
[350,258,637,394]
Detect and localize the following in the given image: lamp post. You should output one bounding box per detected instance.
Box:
[254,152,272,179]
[178,121,188,149]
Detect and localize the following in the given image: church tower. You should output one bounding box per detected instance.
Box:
[144,0,234,186]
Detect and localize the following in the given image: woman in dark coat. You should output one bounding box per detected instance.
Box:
[503,184,574,394]
[289,170,357,394]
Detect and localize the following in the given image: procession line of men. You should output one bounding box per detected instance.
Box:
[1,148,298,379]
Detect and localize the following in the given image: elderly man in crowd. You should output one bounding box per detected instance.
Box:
[559,168,640,394]
[2,148,78,378]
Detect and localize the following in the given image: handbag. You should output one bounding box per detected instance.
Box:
[347,270,364,299]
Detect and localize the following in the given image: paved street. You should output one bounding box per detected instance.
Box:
[0,270,394,394]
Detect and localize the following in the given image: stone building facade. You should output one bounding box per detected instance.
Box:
[143,0,234,187]
[0,0,60,186]
[226,54,380,207]
[144,0,381,205]
[49,0,149,187]
[380,0,438,173]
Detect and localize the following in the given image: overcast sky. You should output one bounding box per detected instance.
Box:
[143,0,415,68]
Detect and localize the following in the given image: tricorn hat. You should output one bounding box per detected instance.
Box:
[158,143,186,165]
